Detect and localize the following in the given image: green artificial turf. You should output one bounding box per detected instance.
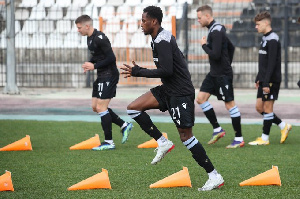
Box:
[0,120,299,198]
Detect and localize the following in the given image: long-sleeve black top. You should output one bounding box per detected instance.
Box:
[87,29,119,77]
[131,27,195,96]
[255,31,281,87]
[202,20,234,77]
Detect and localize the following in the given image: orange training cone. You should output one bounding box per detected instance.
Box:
[138,133,168,148]
[239,166,281,186]
[68,168,112,190]
[70,134,100,150]
[150,167,192,188]
[0,171,14,191]
[0,135,32,151]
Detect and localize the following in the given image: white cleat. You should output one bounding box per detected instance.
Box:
[151,140,175,165]
[198,174,224,191]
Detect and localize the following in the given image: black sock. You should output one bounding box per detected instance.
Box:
[229,106,242,137]
[133,111,162,140]
[204,108,220,129]
[101,113,112,140]
[231,116,242,137]
[183,136,214,173]
[261,112,281,126]
[273,113,282,125]
[263,113,274,136]
[108,108,125,127]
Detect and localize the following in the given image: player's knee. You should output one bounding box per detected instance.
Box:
[127,102,139,111]
[92,106,97,112]
[196,97,205,105]
[178,129,193,142]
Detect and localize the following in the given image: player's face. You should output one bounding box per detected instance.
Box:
[141,12,154,35]
[76,23,88,36]
[255,19,269,34]
[197,11,209,27]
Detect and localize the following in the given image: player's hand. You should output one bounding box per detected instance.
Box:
[121,61,137,78]
[255,81,259,89]
[200,36,207,45]
[263,87,270,94]
[81,62,94,73]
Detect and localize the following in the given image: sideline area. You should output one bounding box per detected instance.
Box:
[0,87,299,125]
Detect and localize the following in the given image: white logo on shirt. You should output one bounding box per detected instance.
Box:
[262,40,267,47]
[259,50,267,54]
[153,58,158,62]
[182,103,187,109]
[98,35,103,39]
[106,82,110,86]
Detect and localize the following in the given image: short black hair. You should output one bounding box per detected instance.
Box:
[75,15,92,24]
[143,6,163,25]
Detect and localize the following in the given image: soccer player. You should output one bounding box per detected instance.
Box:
[249,11,292,145]
[121,6,224,191]
[75,15,133,150]
[196,5,244,148]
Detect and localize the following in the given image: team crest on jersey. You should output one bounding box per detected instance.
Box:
[225,85,229,89]
[182,103,187,109]
[262,40,267,47]
[98,35,103,39]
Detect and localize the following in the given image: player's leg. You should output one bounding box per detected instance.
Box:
[197,74,224,144]
[224,100,244,148]
[249,100,273,145]
[127,87,175,164]
[256,97,287,134]
[91,78,114,150]
[107,108,133,144]
[127,89,172,155]
[92,98,117,150]
[172,94,223,191]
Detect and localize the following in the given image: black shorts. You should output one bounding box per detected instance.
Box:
[257,82,280,101]
[151,85,195,129]
[92,75,119,99]
[200,73,234,102]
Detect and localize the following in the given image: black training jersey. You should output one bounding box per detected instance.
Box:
[87,29,119,77]
[255,31,281,87]
[202,20,234,77]
[131,27,195,96]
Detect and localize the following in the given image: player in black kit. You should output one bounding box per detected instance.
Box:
[249,11,292,146]
[196,5,244,148]
[121,6,224,191]
[75,15,133,150]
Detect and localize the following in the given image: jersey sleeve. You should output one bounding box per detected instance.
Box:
[263,40,278,87]
[202,30,223,60]
[131,41,173,78]
[93,36,116,69]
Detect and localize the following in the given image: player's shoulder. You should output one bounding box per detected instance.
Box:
[154,29,172,44]
[264,32,279,42]
[94,30,109,41]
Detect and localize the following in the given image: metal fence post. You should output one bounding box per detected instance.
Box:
[283,0,289,88]
[3,0,19,94]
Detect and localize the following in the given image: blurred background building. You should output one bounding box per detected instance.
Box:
[0,0,299,90]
